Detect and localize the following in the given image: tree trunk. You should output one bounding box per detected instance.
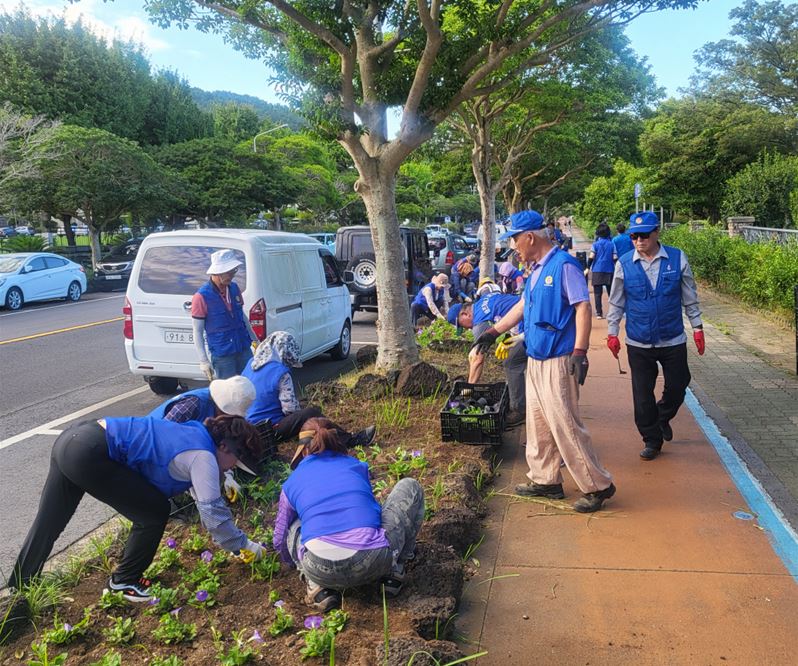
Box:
[271,208,282,231]
[61,213,75,246]
[470,122,498,279]
[357,164,419,370]
[85,216,102,269]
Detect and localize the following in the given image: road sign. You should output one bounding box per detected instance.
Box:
[634,183,642,199]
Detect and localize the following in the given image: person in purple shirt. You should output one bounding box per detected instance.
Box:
[272,418,424,612]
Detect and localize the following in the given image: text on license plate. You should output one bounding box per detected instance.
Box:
[104,275,122,280]
[164,330,193,344]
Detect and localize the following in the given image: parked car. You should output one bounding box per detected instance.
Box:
[425,224,445,235]
[0,252,87,310]
[124,229,352,394]
[93,238,145,291]
[335,225,432,316]
[307,232,336,252]
[14,225,35,236]
[429,233,472,274]
[0,226,18,238]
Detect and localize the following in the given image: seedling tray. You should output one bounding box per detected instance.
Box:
[440,380,508,445]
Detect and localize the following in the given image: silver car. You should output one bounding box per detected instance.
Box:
[0,252,87,310]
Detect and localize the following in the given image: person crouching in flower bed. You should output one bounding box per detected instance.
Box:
[9,414,267,603]
[272,418,425,612]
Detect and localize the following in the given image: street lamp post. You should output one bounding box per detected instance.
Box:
[252,124,288,152]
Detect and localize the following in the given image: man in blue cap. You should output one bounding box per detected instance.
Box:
[606,211,705,461]
[470,210,615,513]
[448,292,526,428]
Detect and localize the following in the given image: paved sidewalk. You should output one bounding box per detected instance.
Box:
[457,227,798,664]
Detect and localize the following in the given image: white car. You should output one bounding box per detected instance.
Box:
[0,252,87,310]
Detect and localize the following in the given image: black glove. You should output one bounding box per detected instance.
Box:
[470,327,500,356]
[569,350,589,386]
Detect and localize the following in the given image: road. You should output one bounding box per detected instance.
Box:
[0,293,378,585]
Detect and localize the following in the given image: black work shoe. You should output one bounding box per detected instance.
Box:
[348,425,376,449]
[660,421,673,442]
[514,482,565,499]
[572,483,616,513]
[504,410,526,430]
[639,446,661,461]
[305,585,342,613]
[380,564,405,598]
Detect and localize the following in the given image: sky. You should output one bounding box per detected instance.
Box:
[0,0,744,103]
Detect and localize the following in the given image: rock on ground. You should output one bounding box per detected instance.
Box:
[396,361,448,397]
[379,636,464,666]
[355,344,378,368]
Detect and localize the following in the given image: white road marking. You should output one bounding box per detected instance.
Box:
[0,385,150,450]
[38,429,64,436]
[0,295,123,317]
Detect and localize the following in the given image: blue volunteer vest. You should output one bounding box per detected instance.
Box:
[147,388,216,421]
[197,280,251,357]
[105,417,216,498]
[619,245,684,344]
[591,237,615,273]
[282,452,382,544]
[524,249,582,360]
[242,359,290,425]
[612,233,634,258]
[474,292,520,325]
[412,282,446,309]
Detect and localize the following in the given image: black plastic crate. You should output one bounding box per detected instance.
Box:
[440,381,508,445]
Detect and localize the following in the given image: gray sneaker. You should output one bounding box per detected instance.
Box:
[573,483,616,513]
[514,482,565,499]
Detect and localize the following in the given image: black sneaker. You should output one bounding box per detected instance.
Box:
[640,446,661,461]
[573,483,616,513]
[660,421,673,442]
[106,576,152,603]
[305,585,342,612]
[348,425,376,449]
[503,410,526,430]
[380,564,405,598]
[514,482,565,499]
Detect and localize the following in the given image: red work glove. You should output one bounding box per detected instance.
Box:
[693,329,705,356]
[607,335,621,359]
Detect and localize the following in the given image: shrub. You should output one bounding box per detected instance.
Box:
[663,225,798,313]
[1,235,45,253]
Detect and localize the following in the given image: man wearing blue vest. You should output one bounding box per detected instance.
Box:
[612,223,634,258]
[192,249,258,380]
[448,291,526,428]
[606,211,705,461]
[471,210,615,513]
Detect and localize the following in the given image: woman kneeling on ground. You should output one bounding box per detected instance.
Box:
[242,331,375,448]
[10,415,266,602]
[272,418,425,612]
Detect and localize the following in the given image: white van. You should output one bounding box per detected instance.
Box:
[124,230,352,394]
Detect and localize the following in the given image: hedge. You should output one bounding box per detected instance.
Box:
[663,225,798,316]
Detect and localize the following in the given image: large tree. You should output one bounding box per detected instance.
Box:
[146,0,697,369]
[691,0,798,114]
[4,126,183,266]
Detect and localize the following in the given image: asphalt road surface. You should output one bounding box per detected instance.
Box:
[0,292,378,586]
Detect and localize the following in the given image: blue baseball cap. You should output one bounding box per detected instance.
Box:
[447,303,463,332]
[628,211,659,233]
[499,210,544,240]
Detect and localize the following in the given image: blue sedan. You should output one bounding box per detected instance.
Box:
[0,252,87,310]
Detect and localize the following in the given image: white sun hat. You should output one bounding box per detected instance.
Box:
[206,249,243,275]
[209,376,256,416]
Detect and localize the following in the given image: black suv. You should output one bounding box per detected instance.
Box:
[335,225,432,315]
[93,238,144,291]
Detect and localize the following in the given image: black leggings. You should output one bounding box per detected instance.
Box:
[10,422,170,588]
[593,283,611,316]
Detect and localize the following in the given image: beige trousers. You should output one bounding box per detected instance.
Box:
[524,355,613,494]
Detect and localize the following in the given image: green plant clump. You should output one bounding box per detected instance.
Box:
[416,317,473,347]
[41,608,92,645]
[102,616,135,646]
[268,605,294,636]
[151,656,182,666]
[26,641,68,666]
[89,650,122,666]
[152,612,197,645]
[97,591,127,611]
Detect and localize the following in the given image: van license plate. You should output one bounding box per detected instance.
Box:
[164,330,193,344]
[104,275,122,280]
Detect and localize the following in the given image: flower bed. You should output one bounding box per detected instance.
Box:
[1,346,502,665]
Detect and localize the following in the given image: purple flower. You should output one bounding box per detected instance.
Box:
[148,598,159,606]
[274,599,285,608]
[249,630,264,644]
[411,450,422,458]
[165,537,177,549]
[63,623,72,633]
[200,550,213,563]
[195,590,208,602]
[449,401,460,409]
[304,615,323,629]
[170,607,183,617]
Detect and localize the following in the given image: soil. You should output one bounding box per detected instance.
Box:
[1,346,507,666]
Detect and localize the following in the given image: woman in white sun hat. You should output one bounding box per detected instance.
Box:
[191,249,259,380]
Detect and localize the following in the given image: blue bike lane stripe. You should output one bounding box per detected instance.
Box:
[685,389,798,582]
